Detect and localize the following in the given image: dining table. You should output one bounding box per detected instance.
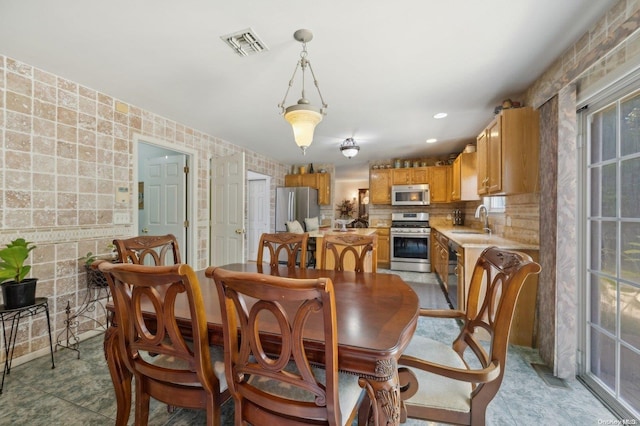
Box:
[103,263,419,426]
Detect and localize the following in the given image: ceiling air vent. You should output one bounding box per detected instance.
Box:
[221,28,268,57]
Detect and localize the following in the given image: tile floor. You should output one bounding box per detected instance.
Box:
[0,270,618,425]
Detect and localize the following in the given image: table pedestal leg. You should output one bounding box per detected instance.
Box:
[104,325,132,426]
[358,362,403,426]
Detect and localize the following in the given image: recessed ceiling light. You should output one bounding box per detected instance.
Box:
[426,138,437,144]
[433,112,448,119]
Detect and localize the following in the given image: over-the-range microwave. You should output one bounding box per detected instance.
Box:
[391,184,430,206]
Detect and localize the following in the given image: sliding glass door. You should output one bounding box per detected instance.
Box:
[583,85,640,418]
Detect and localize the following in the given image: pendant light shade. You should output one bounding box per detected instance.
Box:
[340,138,360,159]
[284,103,323,153]
[278,29,327,155]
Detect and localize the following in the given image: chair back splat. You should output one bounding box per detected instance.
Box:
[396,247,541,426]
[113,234,181,266]
[257,232,308,268]
[320,234,377,273]
[96,261,229,425]
[207,267,364,426]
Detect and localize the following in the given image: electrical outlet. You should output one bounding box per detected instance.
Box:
[114,213,130,224]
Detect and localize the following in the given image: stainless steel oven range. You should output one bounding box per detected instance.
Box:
[390,212,430,272]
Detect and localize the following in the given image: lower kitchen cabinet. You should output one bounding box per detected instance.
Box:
[431,227,539,347]
[459,246,539,347]
[431,229,450,290]
[376,227,390,269]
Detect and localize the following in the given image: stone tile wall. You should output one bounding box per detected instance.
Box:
[0,54,288,361]
[525,0,640,377]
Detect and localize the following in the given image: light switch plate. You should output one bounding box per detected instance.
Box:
[114,213,130,224]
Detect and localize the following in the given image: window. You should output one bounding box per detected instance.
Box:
[582,86,640,418]
[483,196,506,213]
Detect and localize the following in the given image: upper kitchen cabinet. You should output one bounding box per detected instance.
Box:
[411,167,429,184]
[451,152,480,201]
[429,165,451,203]
[370,168,392,204]
[370,165,452,204]
[315,172,331,205]
[476,106,540,196]
[284,172,332,205]
[392,168,412,185]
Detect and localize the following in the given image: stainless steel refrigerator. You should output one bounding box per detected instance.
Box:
[275,187,320,232]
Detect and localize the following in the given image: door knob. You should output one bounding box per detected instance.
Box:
[235,229,245,234]
[141,228,149,233]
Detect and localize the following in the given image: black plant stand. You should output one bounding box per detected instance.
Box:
[0,297,55,394]
[55,266,111,359]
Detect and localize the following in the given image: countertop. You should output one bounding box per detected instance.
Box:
[432,225,539,251]
[309,228,378,238]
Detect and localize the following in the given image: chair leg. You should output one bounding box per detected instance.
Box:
[357,393,372,425]
[135,383,151,426]
[206,394,221,426]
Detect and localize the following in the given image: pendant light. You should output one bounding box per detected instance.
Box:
[339,138,360,159]
[278,29,328,155]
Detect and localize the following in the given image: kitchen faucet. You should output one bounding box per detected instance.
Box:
[475,204,491,235]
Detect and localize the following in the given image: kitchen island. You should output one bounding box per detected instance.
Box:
[431,225,540,347]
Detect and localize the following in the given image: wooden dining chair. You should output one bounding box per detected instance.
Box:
[113,234,181,265]
[206,266,365,426]
[320,233,378,273]
[256,232,308,268]
[96,261,230,426]
[394,247,541,426]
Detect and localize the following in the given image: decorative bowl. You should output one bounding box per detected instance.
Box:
[335,218,354,232]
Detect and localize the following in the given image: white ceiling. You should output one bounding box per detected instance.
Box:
[0,1,617,180]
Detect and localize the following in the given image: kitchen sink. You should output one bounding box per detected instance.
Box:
[450,230,484,234]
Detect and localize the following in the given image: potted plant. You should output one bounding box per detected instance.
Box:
[80,244,117,288]
[0,238,38,309]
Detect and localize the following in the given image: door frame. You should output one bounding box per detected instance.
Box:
[133,133,198,265]
[247,171,271,261]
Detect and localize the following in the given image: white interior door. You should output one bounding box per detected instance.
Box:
[211,152,245,266]
[247,176,270,261]
[140,154,187,255]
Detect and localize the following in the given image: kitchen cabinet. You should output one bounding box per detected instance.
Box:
[431,229,450,290]
[451,152,480,201]
[370,165,452,204]
[315,172,331,205]
[461,245,539,347]
[284,172,331,205]
[411,168,429,184]
[432,226,540,347]
[428,165,451,203]
[376,227,390,269]
[392,168,412,185]
[284,174,301,187]
[452,242,464,310]
[393,167,428,185]
[476,106,540,195]
[369,169,392,204]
